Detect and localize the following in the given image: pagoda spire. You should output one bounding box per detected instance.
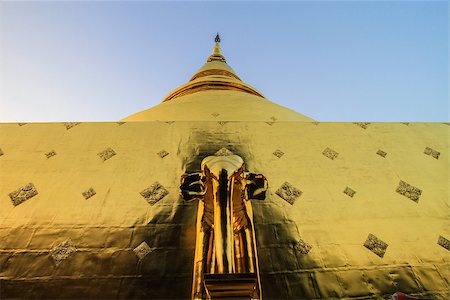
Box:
[207,33,226,63]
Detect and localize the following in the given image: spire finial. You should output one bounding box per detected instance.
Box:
[215,33,221,43]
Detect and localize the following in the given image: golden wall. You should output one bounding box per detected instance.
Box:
[0,121,448,299]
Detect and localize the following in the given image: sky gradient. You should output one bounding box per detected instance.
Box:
[0,1,448,122]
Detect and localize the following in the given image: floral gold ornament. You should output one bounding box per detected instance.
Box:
[424,147,440,159]
[293,240,312,255]
[343,186,356,198]
[157,150,169,158]
[63,122,80,130]
[133,241,153,260]
[82,188,96,200]
[98,147,116,161]
[45,150,57,159]
[364,234,388,258]
[437,236,450,251]
[376,149,387,158]
[396,180,422,202]
[273,149,284,158]
[140,182,169,205]
[9,183,38,206]
[354,122,370,129]
[51,239,77,265]
[276,182,302,205]
[322,147,338,160]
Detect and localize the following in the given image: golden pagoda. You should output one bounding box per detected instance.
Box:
[0,35,449,299]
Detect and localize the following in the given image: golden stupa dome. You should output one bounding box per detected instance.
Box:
[122,35,314,122]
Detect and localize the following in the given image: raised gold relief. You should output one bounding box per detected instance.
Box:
[140,182,169,205]
[82,188,96,200]
[322,147,338,160]
[45,150,57,159]
[424,147,440,159]
[364,234,388,258]
[376,149,387,158]
[9,183,38,206]
[98,147,116,161]
[343,186,356,198]
[63,122,80,130]
[354,122,370,129]
[51,239,77,265]
[180,153,267,299]
[273,149,284,158]
[133,241,153,260]
[276,182,302,205]
[157,150,169,158]
[396,180,422,202]
[437,235,450,251]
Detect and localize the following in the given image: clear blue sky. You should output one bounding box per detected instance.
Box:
[0,1,448,122]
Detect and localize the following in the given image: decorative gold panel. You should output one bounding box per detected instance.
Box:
[8,183,38,206]
[45,150,56,159]
[273,149,284,158]
[133,241,153,260]
[63,122,80,130]
[98,147,116,161]
[354,122,370,129]
[376,149,387,158]
[364,234,388,258]
[322,147,338,160]
[51,239,77,265]
[140,182,169,205]
[276,182,302,205]
[157,150,169,158]
[82,188,96,200]
[343,186,356,198]
[396,180,422,202]
[437,236,450,251]
[424,147,440,159]
[293,239,312,255]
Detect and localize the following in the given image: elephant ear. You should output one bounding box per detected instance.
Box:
[245,173,268,200]
[180,173,205,202]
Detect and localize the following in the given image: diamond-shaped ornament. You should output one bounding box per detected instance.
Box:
[354,122,370,129]
[9,183,38,206]
[45,150,56,159]
[82,188,96,200]
[343,187,356,198]
[322,147,338,160]
[140,182,169,205]
[437,235,450,251]
[273,149,284,158]
[396,180,422,202]
[98,147,116,161]
[51,239,77,265]
[293,239,312,255]
[364,234,388,258]
[376,150,387,158]
[157,150,169,158]
[63,122,80,130]
[275,182,302,205]
[133,241,153,260]
[424,147,440,159]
